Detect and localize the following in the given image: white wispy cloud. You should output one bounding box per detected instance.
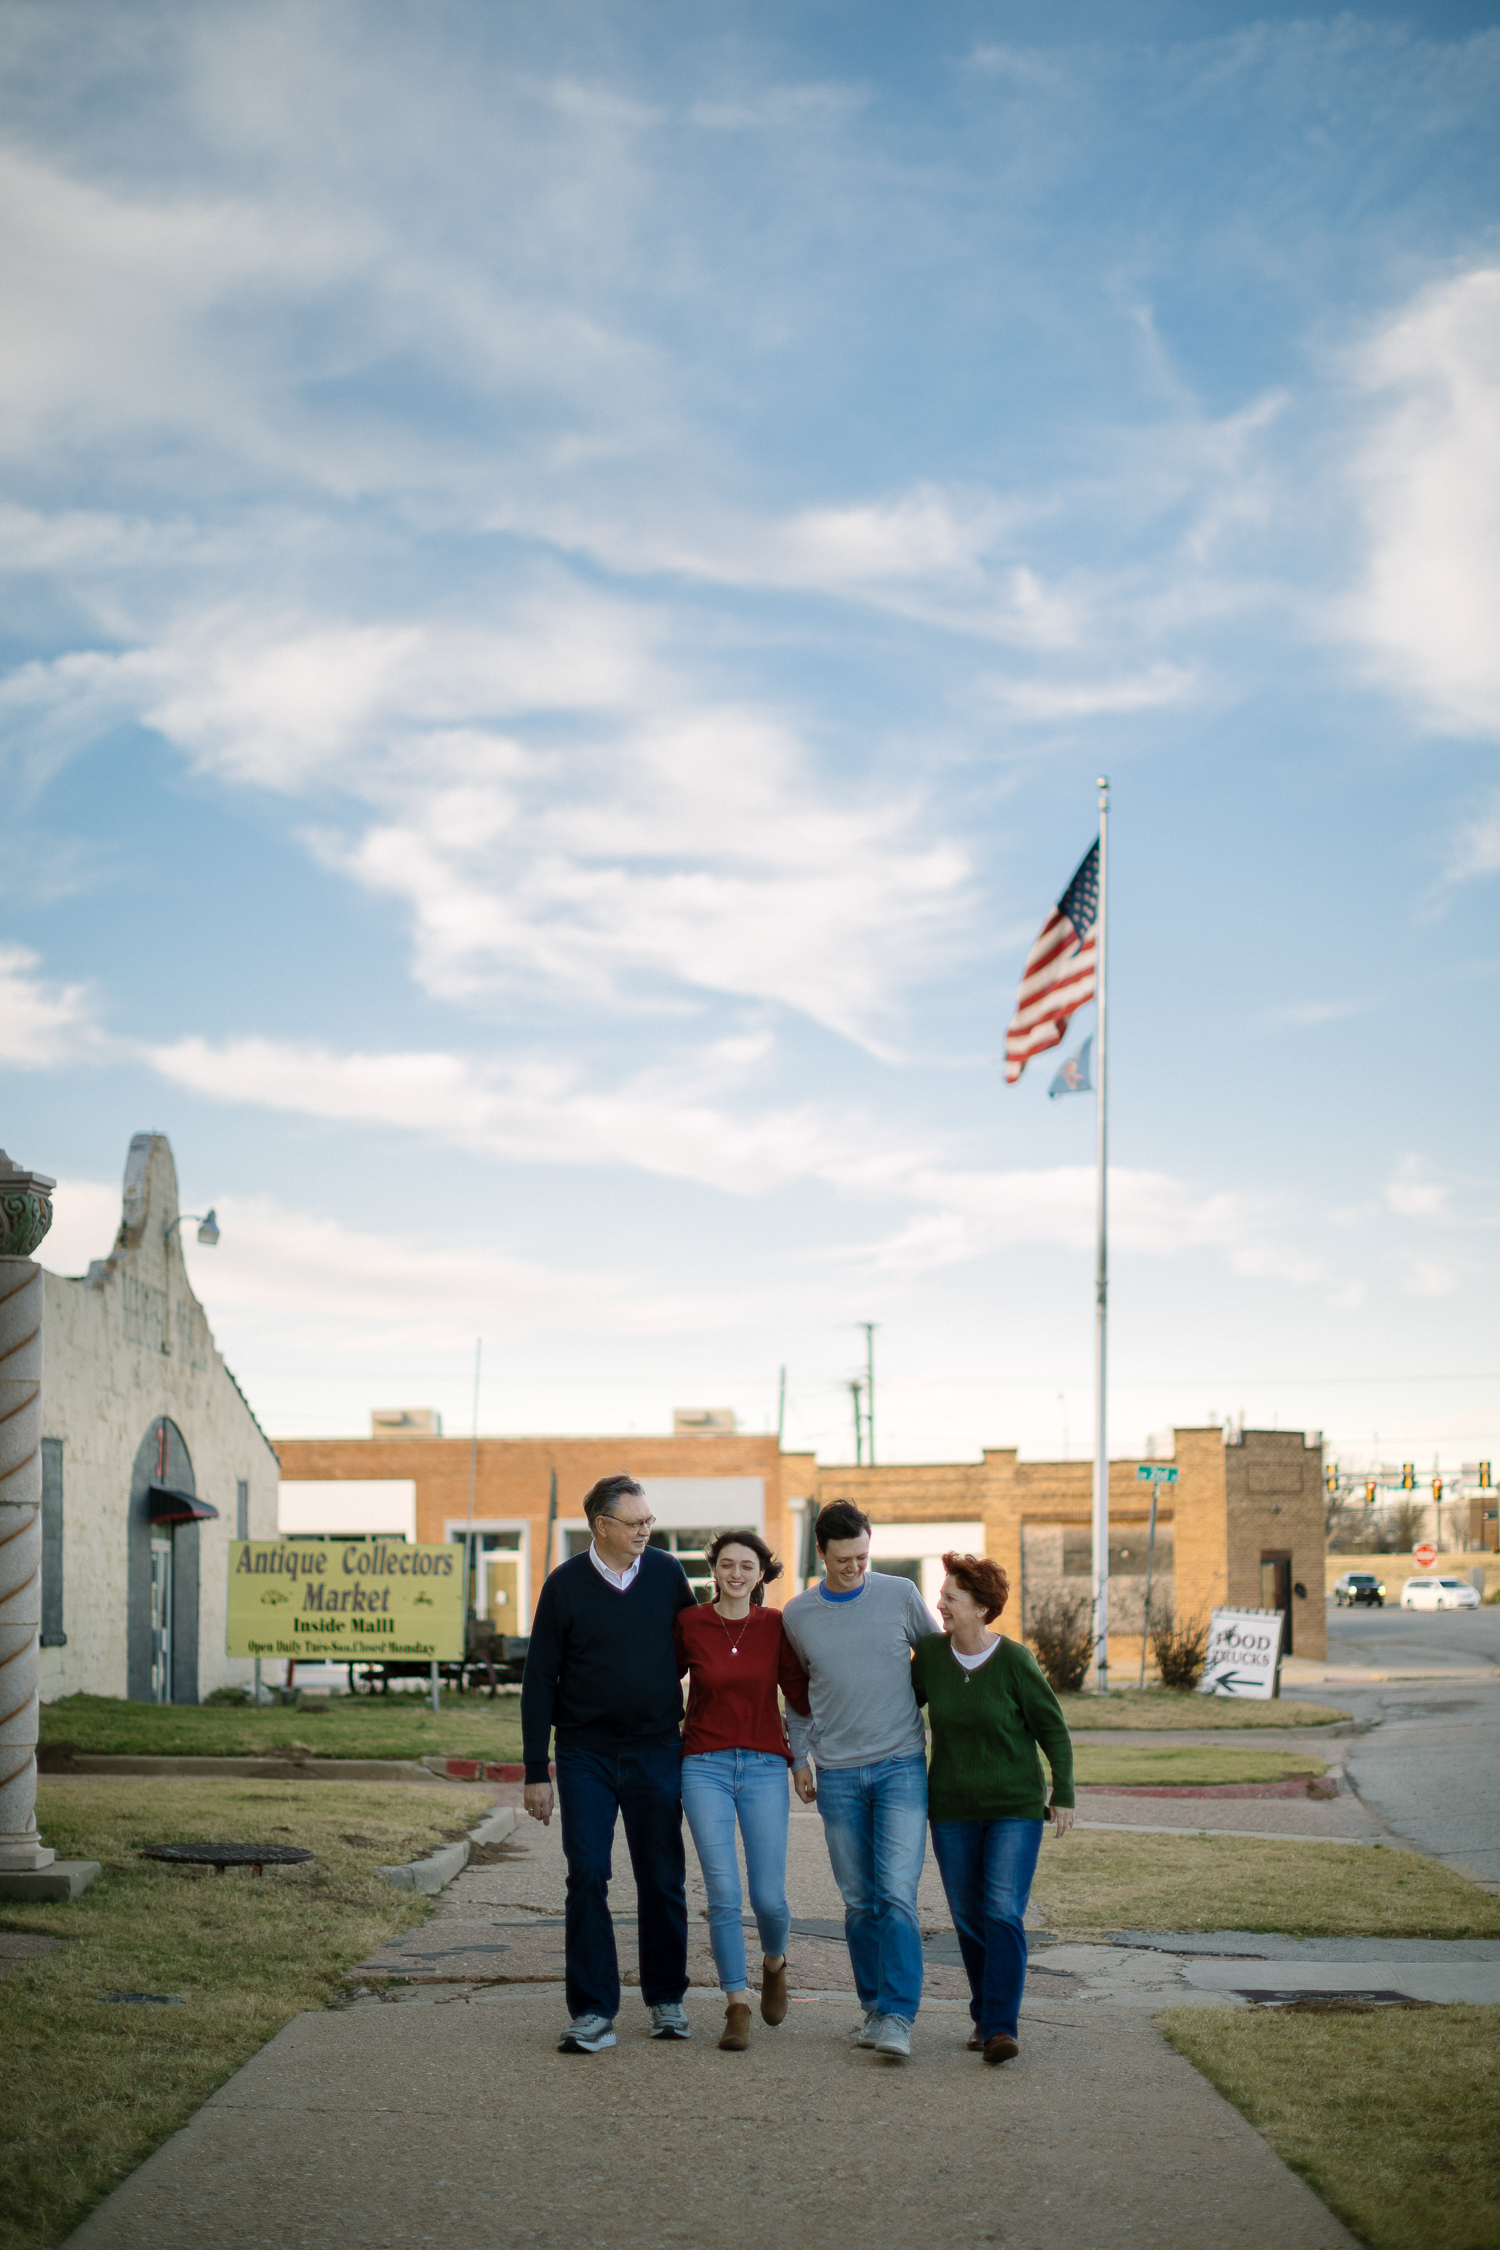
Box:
[140,1019,1334,1290]
[144,1029,918,1198]
[978,663,1195,722]
[8,591,972,1043]
[0,945,99,1067]
[1446,786,1500,883]
[849,1163,1326,1286]
[1345,264,1500,739]
[40,1176,718,1352]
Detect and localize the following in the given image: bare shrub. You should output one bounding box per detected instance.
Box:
[1148,1603,1209,1692]
[1028,1590,1095,1694]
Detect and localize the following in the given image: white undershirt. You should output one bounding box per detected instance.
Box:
[589,1544,642,1593]
[952,1637,1000,1671]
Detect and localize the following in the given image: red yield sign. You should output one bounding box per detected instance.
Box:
[1413,1541,1438,1569]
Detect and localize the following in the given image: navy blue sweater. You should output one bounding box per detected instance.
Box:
[521,1549,697,1781]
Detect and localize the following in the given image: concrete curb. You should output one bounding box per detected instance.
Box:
[380,1804,518,1895]
[39,1755,451,1782]
[421,1757,553,1782]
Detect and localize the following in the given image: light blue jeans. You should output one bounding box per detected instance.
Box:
[679,1749,792,1993]
[815,1752,928,2024]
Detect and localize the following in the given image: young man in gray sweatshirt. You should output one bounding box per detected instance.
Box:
[782,1500,935,2058]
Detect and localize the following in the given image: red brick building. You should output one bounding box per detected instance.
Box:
[275,1418,1324,1663]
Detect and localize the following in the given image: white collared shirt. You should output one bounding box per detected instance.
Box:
[589,1542,642,1593]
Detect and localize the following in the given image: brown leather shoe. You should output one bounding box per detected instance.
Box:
[983,2033,1019,2066]
[719,2002,752,2051]
[967,2028,984,2051]
[760,1955,789,2026]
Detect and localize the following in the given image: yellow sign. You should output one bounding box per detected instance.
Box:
[226,1541,465,1660]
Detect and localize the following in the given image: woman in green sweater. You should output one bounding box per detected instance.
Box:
[911,1550,1074,2066]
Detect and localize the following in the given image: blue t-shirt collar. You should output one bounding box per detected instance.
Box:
[819,1577,866,1603]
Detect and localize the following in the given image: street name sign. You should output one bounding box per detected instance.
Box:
[1136,1465,1179,1483]
[226,1540,465,1661]
[1199,1605,1285,1699]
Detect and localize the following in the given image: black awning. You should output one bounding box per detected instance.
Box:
[148,1483,220,1525]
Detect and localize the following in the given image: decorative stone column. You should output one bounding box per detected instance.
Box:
[0,1152,56,1871]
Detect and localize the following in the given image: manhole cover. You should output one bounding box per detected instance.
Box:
[142,1842,314,1876]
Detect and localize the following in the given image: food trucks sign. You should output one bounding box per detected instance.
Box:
[226,1541,465,1660]
[1198,1605,1285,1699]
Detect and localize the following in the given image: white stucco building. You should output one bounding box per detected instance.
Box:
[39,1133,278,1704]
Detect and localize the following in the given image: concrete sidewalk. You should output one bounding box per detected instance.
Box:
[63,1981,1357,2250]
[60,1795,1372,2250]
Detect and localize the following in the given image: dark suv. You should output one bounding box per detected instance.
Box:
[1333,1571,1385,1608]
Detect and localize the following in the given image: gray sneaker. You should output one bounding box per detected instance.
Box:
[558,2013,616,2054]
[649,2001,691,2040]
[852,2008,881,2048]
[874,2015,912,2058]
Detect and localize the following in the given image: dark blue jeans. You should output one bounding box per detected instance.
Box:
[555,1741,688,2021]
[928,1817,1044,2042]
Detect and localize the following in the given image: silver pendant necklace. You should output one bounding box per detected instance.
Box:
[714,1605,751,1655]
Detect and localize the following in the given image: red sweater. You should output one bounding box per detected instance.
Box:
[675,1603,812,1764]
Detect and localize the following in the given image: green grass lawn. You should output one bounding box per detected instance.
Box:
[0,1775,486,2250]
[41,1691,526,1763]
[1032,1831,1500,1940]
[1058,1689,1349,1730]
[1072,1744,1328,1786]
[1159,2004,1500,2250]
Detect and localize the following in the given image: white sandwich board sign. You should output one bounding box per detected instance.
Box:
[1199,1606,1285,1699]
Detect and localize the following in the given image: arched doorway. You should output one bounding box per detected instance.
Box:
[127,1419,202,1704]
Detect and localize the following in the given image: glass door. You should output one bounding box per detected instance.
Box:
[150,1537,173,1703]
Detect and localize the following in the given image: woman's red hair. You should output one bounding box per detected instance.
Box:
[941,1551,1010,1623]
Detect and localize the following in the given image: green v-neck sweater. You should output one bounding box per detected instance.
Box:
[911,1633,1075,1823]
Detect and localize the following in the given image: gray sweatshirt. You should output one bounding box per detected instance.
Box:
[781,1572,934,1771]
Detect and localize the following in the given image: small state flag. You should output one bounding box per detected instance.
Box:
[1005,840,1099,1084]
[1048,1035,1093,1099]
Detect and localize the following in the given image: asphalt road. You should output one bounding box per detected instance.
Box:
[1299,1598,1500,1886]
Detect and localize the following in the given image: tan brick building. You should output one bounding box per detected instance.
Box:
[275,1420,1325,1664]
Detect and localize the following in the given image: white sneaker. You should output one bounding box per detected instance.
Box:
[874,2016,912,2058]
[649,2001,692,2039]
[851,2008,881,2048]
[558,2013,616,2053]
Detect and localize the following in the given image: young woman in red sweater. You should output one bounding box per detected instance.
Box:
[675,1529,812,2052]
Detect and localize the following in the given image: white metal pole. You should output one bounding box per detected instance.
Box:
[1092,776,1111,1693]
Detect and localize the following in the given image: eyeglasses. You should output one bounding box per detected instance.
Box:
[602,1514,656,1533]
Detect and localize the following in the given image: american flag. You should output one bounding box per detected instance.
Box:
[1005,840,1099,1084]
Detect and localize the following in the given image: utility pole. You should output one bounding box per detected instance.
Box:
[848,1378,866,1465]
[858,1322,878,1465]
[462,1337,482,1621]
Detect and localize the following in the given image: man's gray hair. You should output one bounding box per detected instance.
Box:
[582,1474,645,1529]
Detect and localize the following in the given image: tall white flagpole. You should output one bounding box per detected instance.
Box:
[1092,776,1111,1693]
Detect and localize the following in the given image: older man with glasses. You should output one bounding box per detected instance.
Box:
[521,1473,699,2053]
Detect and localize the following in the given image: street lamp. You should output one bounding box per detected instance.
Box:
[165,1210,220,1247]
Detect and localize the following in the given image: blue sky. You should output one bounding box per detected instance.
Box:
[3,0,1498,1475]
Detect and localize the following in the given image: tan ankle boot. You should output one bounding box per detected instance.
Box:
[760,1955,789,2026]
[719,2001,751,2051]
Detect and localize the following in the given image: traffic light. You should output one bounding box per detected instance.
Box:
[1365,1480,1377,1506]
[1481,1462,1492,1488]
[1433,1476,1443,1503]
[1326,1466,1338,1496]
[1401,1464,1415,1490]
